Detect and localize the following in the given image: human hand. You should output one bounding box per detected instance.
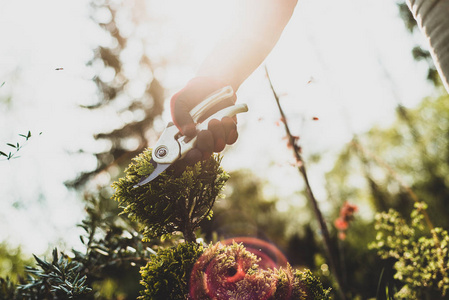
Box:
[170,77,239,166]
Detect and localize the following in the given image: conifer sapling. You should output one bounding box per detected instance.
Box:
[112,149,229,243]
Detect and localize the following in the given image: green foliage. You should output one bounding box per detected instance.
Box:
[397,2,416,33]
[370,202,449,299]
[294,269,332,300]
[73,192,153,299]
[327,94,449,226]
[112,149,229,242]
[18,248,92,299]
[139,242,205,300]
[69,0,165,188]
[0,277,17,300]
[325,94,449,298]
[0,131,40,161]
[0,191,155,300]
[77,193,152,270]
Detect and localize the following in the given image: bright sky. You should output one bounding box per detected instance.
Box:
[0,0,434,254]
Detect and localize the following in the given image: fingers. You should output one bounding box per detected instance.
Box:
[176,117,238,168]
[222,116,238,145]
[174,131,214,172]
[208,119,226,152]
[172,148,203,175]
[208,117,238,152]
[197,130,214,159]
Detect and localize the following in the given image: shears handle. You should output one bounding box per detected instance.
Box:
[189,86,235,123]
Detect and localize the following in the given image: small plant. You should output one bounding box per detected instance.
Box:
[370,202,449,299]
[0,131,41,161]
[112,149,229,243]
[18,248,92,299]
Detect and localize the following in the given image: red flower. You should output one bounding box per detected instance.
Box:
[335,202,358,240]
[334,218,348,230]
[340,202,358,218]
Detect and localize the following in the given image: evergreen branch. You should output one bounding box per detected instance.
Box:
[265,65,347,300]
[18,248,92,298]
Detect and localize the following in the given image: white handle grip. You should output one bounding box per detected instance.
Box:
[189,86,235,123]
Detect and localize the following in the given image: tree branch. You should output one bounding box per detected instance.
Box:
[265,65,346,300]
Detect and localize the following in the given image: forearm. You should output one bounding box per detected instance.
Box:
[196,0,298,92]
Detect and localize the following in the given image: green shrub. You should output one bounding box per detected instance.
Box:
[17,249,92,299]
[112,149,229,242]
[370,202,449,298]
[139,242,205,300]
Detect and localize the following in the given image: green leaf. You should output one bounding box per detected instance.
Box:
[0,82,4,88]
[0,151,7,157]
[18,131,32,140]
[6,143,16,148]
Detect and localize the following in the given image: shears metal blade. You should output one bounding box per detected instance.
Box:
[134,86,248,188]
[134,161,171,187]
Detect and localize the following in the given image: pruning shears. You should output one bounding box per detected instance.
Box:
[134,86,248,188]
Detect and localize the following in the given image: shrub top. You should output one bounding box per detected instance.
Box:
[112,149,229,241]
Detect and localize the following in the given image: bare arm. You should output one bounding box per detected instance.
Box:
[170,0,297,162]
[196,0,298,92]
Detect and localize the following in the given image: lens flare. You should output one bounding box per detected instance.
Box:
[189,237,290,300]
[222,237,288,269]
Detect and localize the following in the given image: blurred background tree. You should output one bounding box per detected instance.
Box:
[319,3,449,296]
[0,243,31,281]
[67,0,165,189]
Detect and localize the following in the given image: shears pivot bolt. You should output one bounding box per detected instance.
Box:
[155,146,168,159]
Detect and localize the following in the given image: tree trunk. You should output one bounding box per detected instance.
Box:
[407,0,449,93]
[183,222,197,243]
